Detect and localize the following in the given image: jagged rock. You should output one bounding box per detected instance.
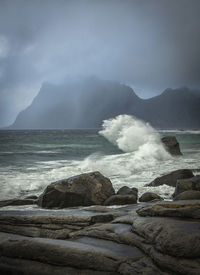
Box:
[136,200,200,219]
[146,169,194,187]
[174,190,200,200]
[161,136,182,155]
[37,171,115,208]
[117,186,138,197]
[0,198,37,208]
[173,175,200,197]
[139,192,163,202]
[104,195,137,206]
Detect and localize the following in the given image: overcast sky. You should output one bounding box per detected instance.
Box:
[0,0,200,127]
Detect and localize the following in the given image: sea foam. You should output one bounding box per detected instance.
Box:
[99,114,170,160]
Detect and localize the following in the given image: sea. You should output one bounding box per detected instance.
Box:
[0,115,200,203]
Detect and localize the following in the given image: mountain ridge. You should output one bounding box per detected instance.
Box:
[10,78,200,129]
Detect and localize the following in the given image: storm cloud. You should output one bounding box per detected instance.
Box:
[0,0,200,127]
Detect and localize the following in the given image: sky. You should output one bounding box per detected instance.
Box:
[0,0,200,127]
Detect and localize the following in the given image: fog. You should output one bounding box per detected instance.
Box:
[0,0,200,127]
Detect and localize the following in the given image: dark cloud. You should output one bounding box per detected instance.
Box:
[0,0,200,126]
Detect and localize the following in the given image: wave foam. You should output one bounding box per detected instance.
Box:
[99,115,170,161]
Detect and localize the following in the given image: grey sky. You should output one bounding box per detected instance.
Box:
[0,0,200,127]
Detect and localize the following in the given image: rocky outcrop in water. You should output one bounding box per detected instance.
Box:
[161,136,182,155]
[146,169,194,187]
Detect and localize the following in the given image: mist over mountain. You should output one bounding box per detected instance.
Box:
[10,78,200,129]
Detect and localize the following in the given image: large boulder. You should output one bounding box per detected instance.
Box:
[146,169,194,187]
[103,194,137,206]
[161,136,182,155]
[37,171,115,208]
[173,175,200,197]
[139,192,163,202]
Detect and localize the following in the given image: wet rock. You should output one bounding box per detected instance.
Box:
[118,257,168,275]
[0,198,36,208]
[146,169,194,187]
[139,192,163,202]
[104,195,137,206]
[137,200,200,219]
[0,256,115,275]
[38,171,115,208]
[0,209,113,238]
[0,232,144,273]
[150,247,200,275]
[174,190,200,200]
[24,195,38,200]
[117,186,138,197]
[161,136,182,155]
[173,175,200,197]
[132,216,200,258]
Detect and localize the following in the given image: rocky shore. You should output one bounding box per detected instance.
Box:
[0,166,200,274]
[0,137,199,274]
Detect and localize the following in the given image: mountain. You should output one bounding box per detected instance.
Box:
[10,78,200,129]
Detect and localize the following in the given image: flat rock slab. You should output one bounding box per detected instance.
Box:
[0,232,144,273]
[0,209,113,238]
[137,200,200,219]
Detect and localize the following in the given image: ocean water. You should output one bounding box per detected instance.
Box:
[0,115,200,201]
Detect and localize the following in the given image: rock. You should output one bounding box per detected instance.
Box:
[118,257,167,275]
[0,199,37,208]
[0,209,114,238]
[174,190,200,200]
[0,232,144,273]
[161,136,182,155]
[117,186,138,197]
[37,171,115,208]
[150,247,200,275]
[24,195,38,200]
[139,192,163,202]
[146,169,194,187]
[0,256,115,275]
[137,200,200,219]
[173,175,200,197]
[132,216,200,258]
[104,195,137,206]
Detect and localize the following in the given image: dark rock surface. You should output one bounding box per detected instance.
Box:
[146,169,194,187]
[161,136,182,155]
[38,171,115,208]
[174,190,200,200]
[117,186,138,197]
[173,175,200,197]
[136,200,200,219]
[139,192,163,202]
[0,198,37,208]
[0,199,200,274]
[104,195,137,206]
